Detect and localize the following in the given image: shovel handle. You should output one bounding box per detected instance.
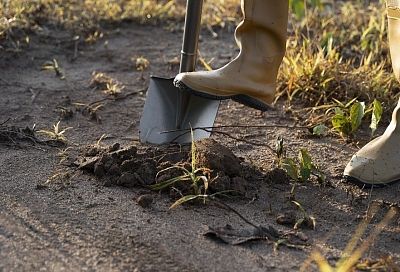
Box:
[176,0,203,129]
[179,0,203,73]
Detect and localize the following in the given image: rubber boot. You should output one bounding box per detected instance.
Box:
[344,0,400,186]
[388,0,400,80]
[174,0,289,111]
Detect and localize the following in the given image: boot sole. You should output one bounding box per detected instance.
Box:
[344,175,400,188]
[174,80,271,112]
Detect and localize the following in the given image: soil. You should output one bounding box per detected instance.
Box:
[1,22,399,272]
[74,138,262,198]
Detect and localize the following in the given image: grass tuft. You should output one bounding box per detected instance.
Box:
[277,2,399,129]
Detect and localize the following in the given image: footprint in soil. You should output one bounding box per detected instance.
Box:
[74,139,268,198]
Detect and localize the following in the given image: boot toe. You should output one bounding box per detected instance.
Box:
[174,71,211,90]
[344,149,400,186]
[174,72,230,101]
[344,155,378,185]
[173,72,186,86]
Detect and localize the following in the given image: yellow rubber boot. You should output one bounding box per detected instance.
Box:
[344,0,400,186]
[174,0,289,111]
[388,0,400,80]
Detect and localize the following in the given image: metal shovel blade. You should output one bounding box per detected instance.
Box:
[139,76,220,144]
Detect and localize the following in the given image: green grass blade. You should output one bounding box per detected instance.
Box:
[149,175,189,190]
[282,158,299,182]
[370,99,383,137]
[170,195,201,209]
[190,127,196,171]
[156,165,190,178]
[350,101,365,133]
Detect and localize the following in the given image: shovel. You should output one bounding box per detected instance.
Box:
[139,0,220,144]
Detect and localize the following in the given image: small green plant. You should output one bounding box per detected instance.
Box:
[331,99,365,137]
[275,138,325,206]
[37,121,72,143]
[276,138,325,182]
[150,129,220,208]
[289,0,322,19]
[330,98,383,138]
[370,99,383,137]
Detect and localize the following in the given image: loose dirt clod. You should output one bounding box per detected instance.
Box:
[195,139,241,176]
[74,139,265,198]
[136,194,154,208]
[117,172,138,188]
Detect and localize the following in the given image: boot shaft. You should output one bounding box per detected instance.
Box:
[387,0,400,80]
[235,0,289,57]
[173,0,289,110]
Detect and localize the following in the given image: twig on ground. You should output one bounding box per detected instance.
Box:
[0,78,11,86]
[87,90,143,107]
[166,126,277,153]
[209,196,259,228]
[162,124,310,133]
[29,88,41,103]
[205,129,275,153]
[0,118,11,126]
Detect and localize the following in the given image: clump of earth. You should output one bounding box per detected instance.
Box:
[75,139,270,197]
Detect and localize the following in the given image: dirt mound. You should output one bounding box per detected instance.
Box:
[75,139,265,197]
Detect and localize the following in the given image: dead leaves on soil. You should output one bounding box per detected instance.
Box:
[0,120,66,148]
[134,56,150,71]
[355,256,400,272]
[204,224,309,250]
[90,71,125,95]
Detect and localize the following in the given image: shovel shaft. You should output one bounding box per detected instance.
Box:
[176,0,204,129]
[179,0,203,73]
[140,0,219,144]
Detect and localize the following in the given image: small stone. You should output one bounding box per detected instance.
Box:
[276,212,297,226]
[136,194,153,208]
[117,172,138,188]
[136,161,157,185]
